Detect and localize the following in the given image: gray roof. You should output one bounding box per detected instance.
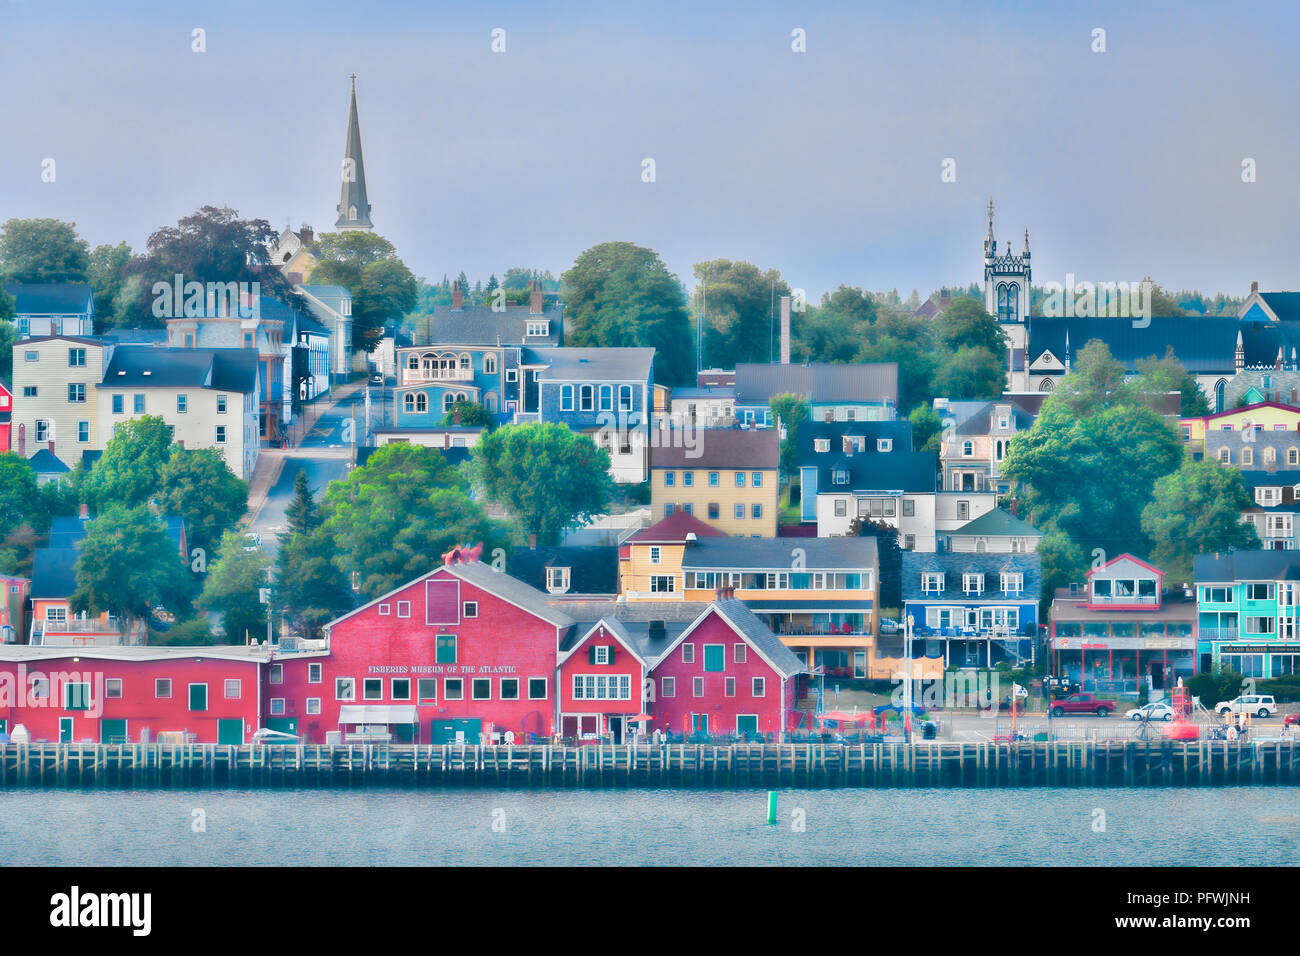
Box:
[953,401,1036,436]
[27,448,69,475]
[951,509,1043,538]
[1194,549,1300,582]
[415,304,563,348]
[1257,293,1300,323]
[31,547,80,599]
[561,617,688,664]
[707,599,807,678]
[794,420,913,468]
[507,545,620,595]
[3,283,93,315]
[901,551,1041,602]
[682,535,878,571]
[810,449,939,494]
[99,346,259,392]
[526,347,654,382]
[652,427,778,469]
[446,561,576,628]
[734,362,898,406]
[97,328,168,346]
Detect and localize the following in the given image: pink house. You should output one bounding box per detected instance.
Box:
[648,596,806,739]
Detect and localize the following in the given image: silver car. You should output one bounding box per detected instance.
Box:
[1126,702,1174,721]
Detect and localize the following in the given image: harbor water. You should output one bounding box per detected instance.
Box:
[2,786,1297,866]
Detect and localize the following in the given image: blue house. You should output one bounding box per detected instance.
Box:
[395,283,562,427]
[795,420,913,523]
[901,550,1040,667]
[4,283,95,338]
[526,346,655,483]
[733,362,898,426]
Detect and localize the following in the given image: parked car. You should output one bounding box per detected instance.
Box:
[1216,695,1277,718]
[369,372,384,385]
[1049,692,1114,717]
[878,618,901,635]
[874,702,927,718]
[242,531,261,551]
[1126,702,1174,722]
[1283,713,1299,727]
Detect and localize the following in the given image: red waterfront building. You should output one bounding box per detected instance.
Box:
[0,646,269,744]
[0,381,12,453]
[648,595,806,738]
[272,557,575,744]
[557,618,668,743]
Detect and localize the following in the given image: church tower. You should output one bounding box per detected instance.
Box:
[982,200,1031,390]
[335,74,373,232]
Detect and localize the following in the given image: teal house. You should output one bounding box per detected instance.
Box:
[1193,550,1300,678]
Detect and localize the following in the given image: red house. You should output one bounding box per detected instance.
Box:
[0,381,11,453]
[0,646,267,744]
[271,557,575,745]
[648,596,806,738]
[557,618,664,744]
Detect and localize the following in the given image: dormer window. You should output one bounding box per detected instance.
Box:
[963,573,984,595]
[921,572,944,594]
[526,321,549,337]
[1257,487,1280,506]
[833,468,849,485]
[877,439,892,452]
[962,441,973,457]
[546,567,571,593]
[1001,573,1023,595]
[814,439,830,453]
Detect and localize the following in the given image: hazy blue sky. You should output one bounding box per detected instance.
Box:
[2,0,1296,301]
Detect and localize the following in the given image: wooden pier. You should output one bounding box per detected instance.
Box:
[3,740,1298,789]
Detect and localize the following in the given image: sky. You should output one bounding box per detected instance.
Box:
[1,0,1297,303]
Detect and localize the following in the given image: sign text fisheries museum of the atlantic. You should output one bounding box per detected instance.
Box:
[367,665,518,675]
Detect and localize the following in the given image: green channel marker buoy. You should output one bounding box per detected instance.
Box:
[767,791,777,825]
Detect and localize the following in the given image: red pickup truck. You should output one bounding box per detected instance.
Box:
[1050,693,1114,717]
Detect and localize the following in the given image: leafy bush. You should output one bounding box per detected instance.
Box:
[150,617,218,646]
[1185,669,1245,707]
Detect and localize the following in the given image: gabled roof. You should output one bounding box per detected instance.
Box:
[1259,292,1300,323]
[794,420,913,469]
[411,304,563,348]
[651,427,778,470]
[734,362,898,406]
[953,400,1036,436]
[1193,549,1300,582]
[525,347,654,382]
[1088,552,1164,579]
[628,511,727,544]
[507,545,620,595]
[951,509,1042,538]
[809,449,938,494]
[901,551,1041,602]
[3,283,93,315]
[658,599,806,679]
[99,346,259,392]
[443,561,576,628]
[27,448,69,475]
[681,535,878,571]
[558,618,650,667]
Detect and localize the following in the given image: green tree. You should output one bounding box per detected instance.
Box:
[1036,531,1087,618]
[0,319,17,379]
[908,404,942,452]
[159,447,249,556]
[849,517,902,611]
[1141,460,1260,583]
[470,423,613,544]
[934,297,1006,355]
[0,453,40,541]
[198,530,268,643]
[274,472,352,639]
[1127,348,1212,417]
[562,242,693,385]
[120,205,294,326]
[769,393,811,477]
[694,259,790,368]
[1142,277,1186,317]
[792,286,878,364]
[82,416,176,508]
[441,399,493,427]
[934,346,1005,401]
[1045,339,1128,418]
[310,232,419,352]
[87,241,133,329]
[70,505,190,640]
[0,218,90,283]
[856,326,939,414]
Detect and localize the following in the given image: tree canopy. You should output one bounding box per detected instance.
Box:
[0,218,90,283]
[1141,459,1260,583]
[470,423,613,544]
[310,232,418,352]
[561,242,694,386]
[694,258,790,369]
[198,531,269,644]
[769,393,811,477]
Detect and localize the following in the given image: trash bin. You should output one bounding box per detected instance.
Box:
[325,731,342,746]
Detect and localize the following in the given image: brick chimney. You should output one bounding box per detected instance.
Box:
[529,280,543,315]
[1009,496,1018,517]
[1251,280,1259,295]
[452,281,464,310]
[78,504,89,520]
[298,225,314,245]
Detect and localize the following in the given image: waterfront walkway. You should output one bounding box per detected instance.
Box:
[4,739,1298,789]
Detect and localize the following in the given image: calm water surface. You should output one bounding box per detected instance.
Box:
[2,786,1297,866]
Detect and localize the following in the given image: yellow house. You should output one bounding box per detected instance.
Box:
[620,513,897,677]
[1179,401,1300,446]
[650,427,780,537]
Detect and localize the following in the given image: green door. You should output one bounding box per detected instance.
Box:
[431,718,481,745]
[693,713,709,734]
[217,719,244,745]
[737,715,758,736]
[59,717,74,742]
[265,717,297,737]
[100,719,127,744]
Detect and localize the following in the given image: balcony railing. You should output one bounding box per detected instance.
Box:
[1087,595,1160,606]
[772,624,872,638]
[402,367,475,384]
[32,617,146,646]
[1199,627,1238,640]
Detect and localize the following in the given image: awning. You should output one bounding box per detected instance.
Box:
[337,705,419,725]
